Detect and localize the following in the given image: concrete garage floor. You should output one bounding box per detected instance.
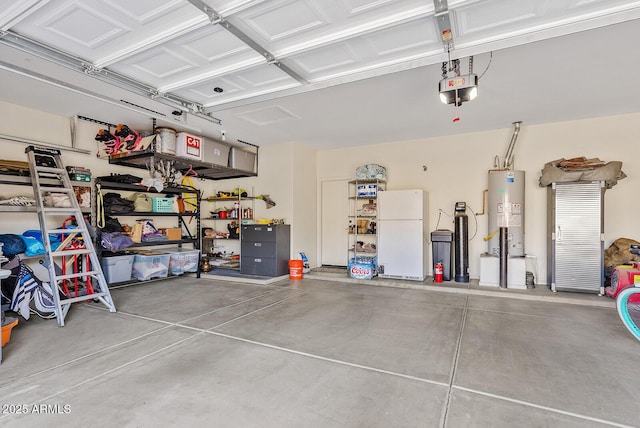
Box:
[1,274,639,427]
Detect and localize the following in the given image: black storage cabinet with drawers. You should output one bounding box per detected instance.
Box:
[240,224,291,277]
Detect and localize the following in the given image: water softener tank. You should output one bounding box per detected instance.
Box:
[487,170,525,257]
[454,202,469,283]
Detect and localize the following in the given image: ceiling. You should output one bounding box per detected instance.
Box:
[1,0,639,151]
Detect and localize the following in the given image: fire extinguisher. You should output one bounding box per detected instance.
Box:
[434,262,443,284]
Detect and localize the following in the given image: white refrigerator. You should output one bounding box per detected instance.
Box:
[377,189,429,281]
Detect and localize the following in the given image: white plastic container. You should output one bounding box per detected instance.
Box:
[176,132,202,160]
[132,252,170,281]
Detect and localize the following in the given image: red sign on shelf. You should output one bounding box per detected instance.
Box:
[185,135,201,155]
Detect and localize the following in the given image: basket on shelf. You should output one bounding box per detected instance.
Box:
[152,197,174,213]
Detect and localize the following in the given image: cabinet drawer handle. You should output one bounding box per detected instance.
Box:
[254,243,262,247]
[254,258,262,263]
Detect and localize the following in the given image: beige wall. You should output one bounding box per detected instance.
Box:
[291,142,318,262]
[318,113,640,283]
[0,102,72,148]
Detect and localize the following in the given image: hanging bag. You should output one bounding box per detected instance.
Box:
[181,175,198,212]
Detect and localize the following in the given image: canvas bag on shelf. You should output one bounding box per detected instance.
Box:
[127,192,153,212]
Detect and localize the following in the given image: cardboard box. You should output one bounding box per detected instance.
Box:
[162,228,181,241]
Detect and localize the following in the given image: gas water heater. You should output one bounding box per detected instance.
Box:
[487,170,525,257]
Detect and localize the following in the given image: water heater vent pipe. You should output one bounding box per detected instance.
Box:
[503,121,522,169]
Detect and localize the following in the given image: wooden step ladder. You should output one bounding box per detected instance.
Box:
[26,146,116,327]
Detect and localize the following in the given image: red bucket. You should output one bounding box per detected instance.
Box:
[289,259,304,280]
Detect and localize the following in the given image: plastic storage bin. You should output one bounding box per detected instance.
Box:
[132,252,170,281]
[102,254,135,284]
[152,197,174,213]
[176,133,202,160]
[163,247,200,275]
[202,138,230,166]
[229,147,256,172]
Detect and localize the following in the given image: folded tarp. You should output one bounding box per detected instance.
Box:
[539,157,626,189]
